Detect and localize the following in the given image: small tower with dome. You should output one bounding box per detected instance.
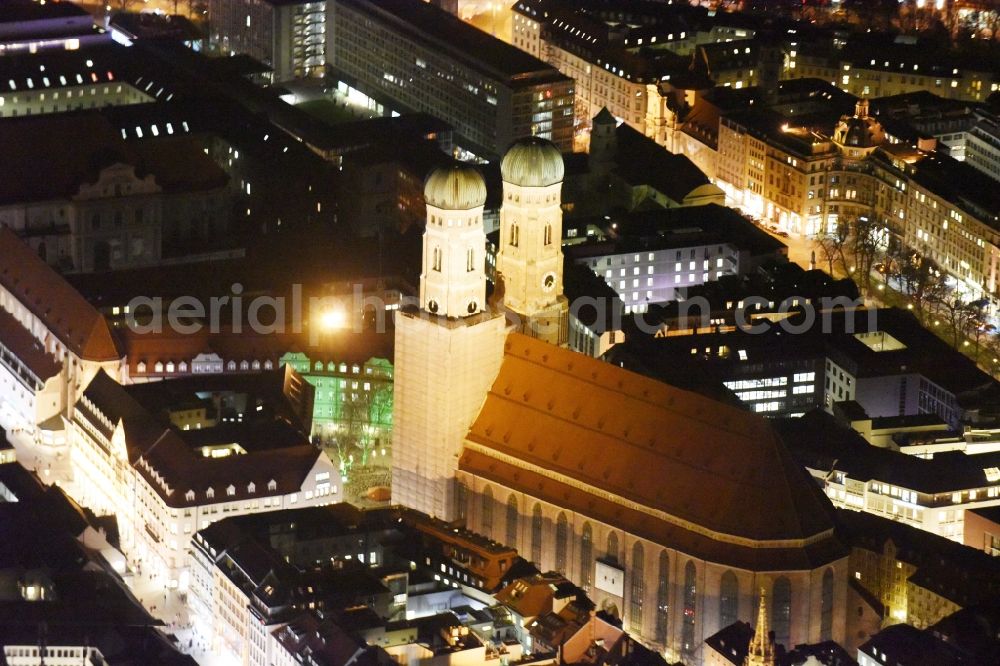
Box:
[419,165,488,319]
[832,98,885,158]
[496,136,570,347]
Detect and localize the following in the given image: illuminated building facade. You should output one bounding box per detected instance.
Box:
[789,41,999,104]
[390,164,507,521]
[777,412,1000,545]
[495,137,570,346]
[208,0,326,83]
[0,228,122,437]
[390,136,849,665]
[0,0,109,56]
[839,508,1000,632]
[458,334,850,663]
[715,92,1000,300]
[65,368,340,592]
[0,47,151,120]
[328,0,574,159]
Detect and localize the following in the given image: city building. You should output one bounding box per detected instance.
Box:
[327,0,575,159]
[777,411,1000,544]
[790,34,1000,104]
[65,368,340,591]
[392,140,850,664]
[0,44,152,120]
[208,0,326,83]
[0,0,109,56]
[0,227,122,437]
[564,204,786,311]
[0,112,232,273]
[0,462,197,665]
[614,308,998,428]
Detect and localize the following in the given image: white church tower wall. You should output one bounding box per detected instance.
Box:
[391,165,508,521]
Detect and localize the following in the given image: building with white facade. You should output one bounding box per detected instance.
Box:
[65,367,340,591]
[391,163,508,521]
[0,227,122,439]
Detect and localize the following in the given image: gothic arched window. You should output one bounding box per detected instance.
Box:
[580,523,593,590]
[555,512,568,573]
[505,495,518,549]
[481,486,494,535]
[531,504,543,564]
[720,570,739,628]
[629,542,645,634]
[821,568,834,641]
[772,576,792,649]
[656,551,669,644]
[607,532,619,564]
[682,561,697,655]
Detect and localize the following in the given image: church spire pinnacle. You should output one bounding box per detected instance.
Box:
[746,588,775,666]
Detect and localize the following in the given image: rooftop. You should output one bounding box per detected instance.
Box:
[775,410,1000,495]
[564,204,786,260]
[75,370,322,508]
[0,228,120,362]
[461,332,845,570]
[338,0,568,84]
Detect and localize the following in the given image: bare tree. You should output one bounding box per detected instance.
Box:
[814,221,849,277]
[340,382,392,467]
[931,294,976,350]
[846,216,882,296]
[896,254,950,323]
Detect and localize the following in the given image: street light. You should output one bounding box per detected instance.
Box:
[320,308,347,330]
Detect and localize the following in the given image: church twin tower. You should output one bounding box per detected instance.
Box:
[391,137,569,520]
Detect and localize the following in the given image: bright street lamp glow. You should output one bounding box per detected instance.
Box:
[320,308,346,330]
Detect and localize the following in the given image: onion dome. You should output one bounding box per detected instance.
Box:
[501,136,565,187]
[423,164,487,210]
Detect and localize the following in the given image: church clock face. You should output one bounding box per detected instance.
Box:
[542,272,556,292]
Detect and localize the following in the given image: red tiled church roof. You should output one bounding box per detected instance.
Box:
[460,333,845,570]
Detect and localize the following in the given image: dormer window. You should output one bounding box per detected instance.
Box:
[179,361,188,373]
[226,484,235,497]
[227,361,236,371]
[185,490,195,502]
[267,479,277,492]
[240,360,249,371]
[264,360,273,370]
[166,362,175,373]
[206,487,214,499]
[137,361,146,373]
[248,482,256,494]
[154,361,164,373]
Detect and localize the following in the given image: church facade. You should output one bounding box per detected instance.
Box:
[391,138,849,664]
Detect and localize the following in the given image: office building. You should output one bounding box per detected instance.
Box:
[328,0,574,159]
